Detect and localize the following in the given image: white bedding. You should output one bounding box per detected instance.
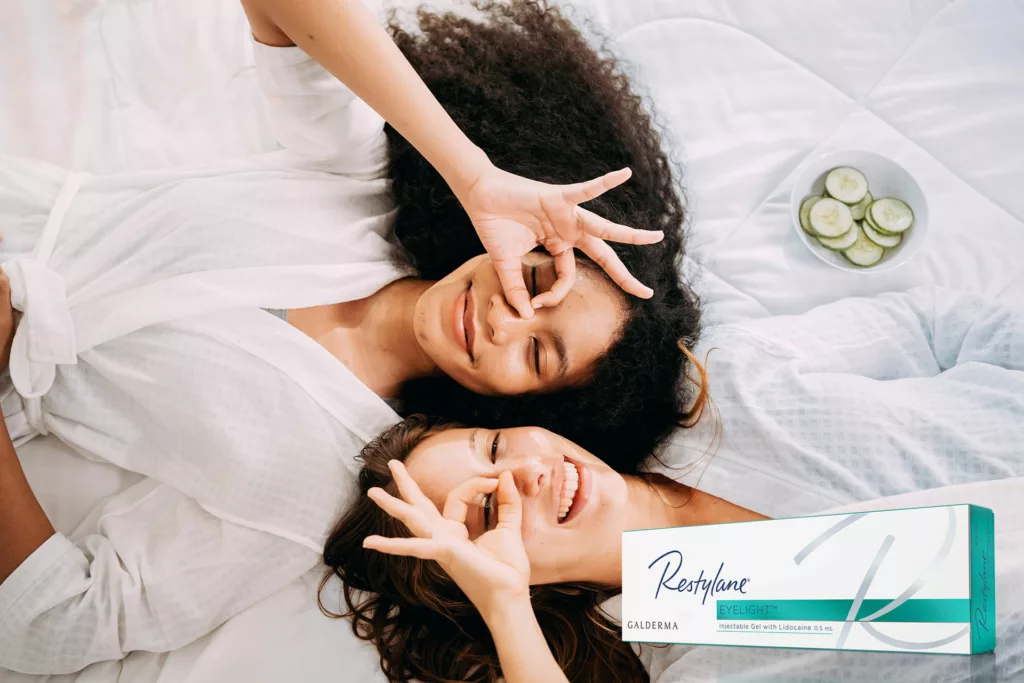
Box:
[1,0,1022,681]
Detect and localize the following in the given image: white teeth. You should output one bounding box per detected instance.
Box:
[558,462,580,521]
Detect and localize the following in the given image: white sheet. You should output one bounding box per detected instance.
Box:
[1,0,1022,681]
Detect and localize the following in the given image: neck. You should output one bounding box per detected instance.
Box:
[290,279,438,397]
[588,475,767,586]
[358,278,438,384]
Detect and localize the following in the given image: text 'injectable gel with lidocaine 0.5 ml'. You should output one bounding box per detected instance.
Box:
[621,505,995,654]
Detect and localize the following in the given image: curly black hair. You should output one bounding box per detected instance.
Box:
[388,0,702,472]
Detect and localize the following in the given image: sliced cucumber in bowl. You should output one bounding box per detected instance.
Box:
[808,198,853,238]
[817,223,860,251]
[797,163,916,269]
[862,206,899,236]
[862,220,902,248]
[850,191,873,221]
[869,197,914,234]
[842,224,885,267]
[824,167,869,204]
[799,195,823,235]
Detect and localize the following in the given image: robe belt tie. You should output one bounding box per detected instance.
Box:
[4,172,84,435]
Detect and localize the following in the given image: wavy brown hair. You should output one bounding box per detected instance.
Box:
[387,0,702,473]
[321,416,649,683]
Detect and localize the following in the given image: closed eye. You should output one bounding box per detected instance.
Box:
[483,432,501,530]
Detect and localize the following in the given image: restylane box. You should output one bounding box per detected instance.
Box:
[622,505,995,654]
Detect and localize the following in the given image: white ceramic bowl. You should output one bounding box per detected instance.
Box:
[790,150,928,273]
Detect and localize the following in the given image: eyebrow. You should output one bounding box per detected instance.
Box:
[553,332,569,380]
[470,428,491,464]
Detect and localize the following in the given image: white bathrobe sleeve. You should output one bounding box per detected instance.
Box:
[252,40,388,178]
[0,310,393,675]
[667,287,1024,517]
[0,480,320,675]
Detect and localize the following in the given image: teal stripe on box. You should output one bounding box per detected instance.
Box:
[717,599,970,623]
[968,505,996,654]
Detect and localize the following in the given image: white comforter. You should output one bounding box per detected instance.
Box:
[664,287,1024,518]
[1,0,1022,681]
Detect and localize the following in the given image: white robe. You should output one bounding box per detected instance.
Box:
[0,42,407,674]
[660,287,1024,517]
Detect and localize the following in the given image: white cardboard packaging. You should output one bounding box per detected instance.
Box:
[622,505,995,654]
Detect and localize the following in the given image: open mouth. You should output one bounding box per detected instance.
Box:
[557,460,581,523]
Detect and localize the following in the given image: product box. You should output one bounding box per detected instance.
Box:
[622,505,995,654]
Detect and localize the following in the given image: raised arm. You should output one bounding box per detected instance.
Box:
[364,462,570,683]
[240,0,663,318]
[240,0,490,203]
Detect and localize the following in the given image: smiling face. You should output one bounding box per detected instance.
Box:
[403,426,630,585]
[412,253,625,396]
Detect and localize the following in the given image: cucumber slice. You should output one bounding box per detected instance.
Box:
[850,191,873,221]
[817,224,859,251]
[824,167,869,204]
[842,224,885,267]
[799,195,824,235]
[862,220,902,248]
[869,197,914,234]
[808,197,854,238]
[862,205,898,236]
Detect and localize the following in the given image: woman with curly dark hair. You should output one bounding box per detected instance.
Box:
[322,417,766,683]
[0,0,700,672]
[384,0,700,468]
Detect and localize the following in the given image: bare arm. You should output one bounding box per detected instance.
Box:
[238,0,662,317]
[240,0,489,195]
[0,412,54,584]
[483,598,570,683]
[0,271,54,584]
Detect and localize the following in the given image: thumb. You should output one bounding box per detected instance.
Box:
[494,471,523,532]
[492,256,534,320]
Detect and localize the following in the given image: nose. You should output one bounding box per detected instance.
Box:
[507,455,548,499]
[486,292,528,346]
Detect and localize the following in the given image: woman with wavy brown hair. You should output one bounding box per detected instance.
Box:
[322,416,766,683]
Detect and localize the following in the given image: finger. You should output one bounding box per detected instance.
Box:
[577,207,664,245]
[531,247,575,309]
[363,535,444,561]
[388,460,436,512]
[560,167,632,206]
[494,471,523,532]
[442,477,500,524]
[366,487,433,538]
[492,256,535,319]
[578,234,654,299]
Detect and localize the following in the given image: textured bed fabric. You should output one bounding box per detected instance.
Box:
[1,0,1022,681]
[661,287,1024,517]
